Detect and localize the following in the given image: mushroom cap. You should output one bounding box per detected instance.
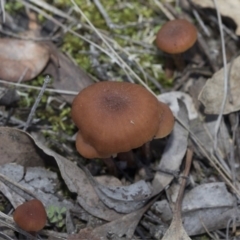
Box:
[155,102,175,139]
[156,19,197,54]
[13,199,47,232]
[71,81,174,158]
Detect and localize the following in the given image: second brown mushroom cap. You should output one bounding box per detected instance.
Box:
[13,199,47,233]
[71,81,174,159]
[156,19,197,54]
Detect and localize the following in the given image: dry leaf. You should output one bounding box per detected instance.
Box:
[0,127,45,167]
[192,0,240,35]
[36,144,124,221]
[161,150,193,240]
[152,101,189,195]
[43,43,94,103]
[198,56,240,114]
[0,39,50,82]
[190,116,231,159]
[152,182,235,236]
[81,165,152,213]
[158,92,198,120]
[68,196,157,240]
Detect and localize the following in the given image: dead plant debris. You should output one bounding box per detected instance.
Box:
[0,1,239,240]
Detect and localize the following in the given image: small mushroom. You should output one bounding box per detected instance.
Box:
[156,19,197,70]
[71,81,174,159]
[13,199,47,233]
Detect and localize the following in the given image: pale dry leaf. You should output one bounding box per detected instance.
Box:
[0,164,25,208]
[35,143,124,221]
[68,196,157,240]
[182,182,234,211]
[158,91,198,120]
[190,116,231,159]
[153,182,235,236]
[198,56,240,114]
[81,165,152,213]
[0,39,50,82]
[162,215,191,240]
[152,101,189,195]
[192,0,240,35]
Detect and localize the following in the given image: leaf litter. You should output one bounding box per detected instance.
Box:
[0,39,50,82]
[162,149,193,240]
[0,98,190,239]
[1,0,240,239]
[199,56,240,114]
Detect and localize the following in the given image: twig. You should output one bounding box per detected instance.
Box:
[175,115,240,198]
[0,0,5,23]
[23,75,50,131]
[153,0,175,20]
[92,0,116,29]
[212,0,228,152]
[71,0,155,94]
[197,33,218,72]
[0,28,59,41]
[0,79,78,95]
[192,9,210,37]
[175,149,193,217]
[26,0,75,22]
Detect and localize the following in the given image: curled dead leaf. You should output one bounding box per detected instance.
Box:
[192,0,240,35]
[0,39,50,82]
[198,56,240,114]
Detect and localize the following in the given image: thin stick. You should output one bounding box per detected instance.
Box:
[175,149,193,217]
[192,9,210,37]
[212,0,228,151]
[23,75,50,131]
[0,0,5,23]
[0,79,78,95]
[153,0,175,20]
[175,115,240,199]
[93,0,115,29]
[71,0,155,94]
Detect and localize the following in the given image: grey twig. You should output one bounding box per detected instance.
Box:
[23,75,50,131]
[92,0,120,29]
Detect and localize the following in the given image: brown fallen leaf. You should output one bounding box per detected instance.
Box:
[198,56,240,114]
[68,195,158,240]
[192,0,240,35]
[35,142,124,221]
[0,39,50,82]
[0,127,124,221]
[0,127,45,167]
[162,149,193,240]
[43,43,94,103]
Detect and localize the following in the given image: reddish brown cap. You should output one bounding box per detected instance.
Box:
[156,19,197,54]
[71,81,174,158]
[155,102,175,138]
[13,199,47,232]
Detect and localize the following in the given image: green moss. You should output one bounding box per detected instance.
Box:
[59,0,170,89]
[4,1,24,13]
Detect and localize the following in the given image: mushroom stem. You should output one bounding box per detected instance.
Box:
[172,53,185,71]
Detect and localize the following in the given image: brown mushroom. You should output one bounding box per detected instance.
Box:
[71,81,174,159]
[13,199,47,233]
[156,19,197,70]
